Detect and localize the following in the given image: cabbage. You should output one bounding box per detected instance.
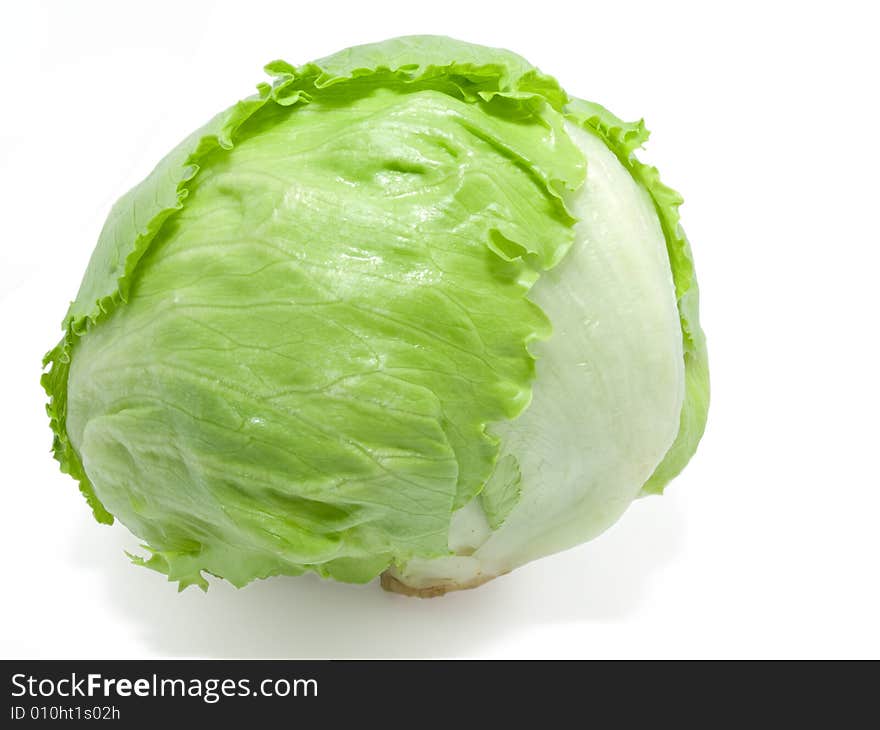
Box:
[42,36,708,595]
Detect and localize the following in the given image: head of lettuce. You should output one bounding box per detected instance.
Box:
[42,36,708,596]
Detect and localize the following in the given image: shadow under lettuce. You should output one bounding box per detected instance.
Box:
[70,493,685,658]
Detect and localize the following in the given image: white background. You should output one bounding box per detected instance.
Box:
[2,0,878,659]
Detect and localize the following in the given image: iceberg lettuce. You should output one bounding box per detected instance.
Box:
[43,36,708,595]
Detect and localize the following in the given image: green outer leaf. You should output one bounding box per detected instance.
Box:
[566,99,710,495]
[42,94,272,525]
[43,36,585,588]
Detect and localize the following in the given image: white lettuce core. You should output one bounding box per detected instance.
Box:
[388,121,686,592]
